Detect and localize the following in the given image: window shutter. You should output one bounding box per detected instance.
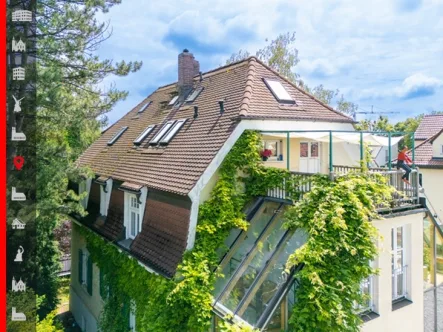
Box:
[78,249,83,284]
[87,256,93,295]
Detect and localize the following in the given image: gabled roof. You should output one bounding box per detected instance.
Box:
[415,114,443,140]
[408,131,443,168]
[77,57,353,195]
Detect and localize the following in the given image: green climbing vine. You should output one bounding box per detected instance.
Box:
[79,129,393,332]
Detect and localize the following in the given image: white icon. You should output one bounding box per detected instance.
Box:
[14,246,24,262]
[12,218,26,230]
[12,95,24,113]
[12,67,25,81]
[11,127,26,141]
[11,307,26,321]
[12,277,26,292]
[12,10,32,22]
[11,38,26,52]
[12,187,26,201]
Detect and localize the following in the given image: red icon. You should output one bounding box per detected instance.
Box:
[13,156,24,170]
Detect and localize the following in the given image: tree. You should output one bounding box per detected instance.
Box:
[7,0,142,318]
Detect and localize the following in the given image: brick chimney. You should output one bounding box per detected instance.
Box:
[178,49,199,101]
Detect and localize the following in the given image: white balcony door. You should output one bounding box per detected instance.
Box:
[299,141,320,173]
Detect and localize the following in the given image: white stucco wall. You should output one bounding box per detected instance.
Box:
[362,211,425,332]
[420,168,443,222]
[432,133,443,158]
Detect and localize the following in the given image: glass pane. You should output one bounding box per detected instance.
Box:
[237,229,307,326]
[397,227,403,249]
[221,216,287,313]
[131,212,136,236]
[396,272,404,297]
[310,142,319,158]
[213,201,281,299]
[265,141,278,157]
[300,143,308,158]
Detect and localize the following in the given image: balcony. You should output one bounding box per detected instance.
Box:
[261,130,422,212]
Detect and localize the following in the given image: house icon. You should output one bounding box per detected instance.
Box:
[12,38,26,52]
[12,218,26,230]
[12,277,26,292]
[12,67,25,81]
[12,10,32,22]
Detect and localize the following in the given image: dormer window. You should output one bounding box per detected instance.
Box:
[107,126,128,146]
[186,87,204,102]
[138,101,152,113]
[133,125,155,146]
[149,121,175,145]
[159,119,186,145]
[128,195,141,239]
[263,78,295,104]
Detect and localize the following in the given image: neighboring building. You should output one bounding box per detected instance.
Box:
[12,67,25,81]
[11,38,26,52]
[415,114,443,146]
[411,127,443,224]
[11,9,32,22]
[69,50,431,331]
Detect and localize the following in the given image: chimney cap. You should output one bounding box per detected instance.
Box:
[183,49,189,53]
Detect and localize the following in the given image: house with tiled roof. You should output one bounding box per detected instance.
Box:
[414,114,443,144]
[69,50,438,332]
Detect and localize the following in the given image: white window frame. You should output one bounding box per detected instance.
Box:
[391,225,408,301]
[99,178,113,216]
[263,140,281,161]
[128,195,141,239]
[440,144,443,155]
[79,178,92,209]
[81,248,89,287]
[358,275,374,313]
[124,187,147,240]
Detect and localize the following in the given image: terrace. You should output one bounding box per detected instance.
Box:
[259,130,422,212]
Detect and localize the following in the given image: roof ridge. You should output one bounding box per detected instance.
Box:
[239,57,257,117]
[250,57,355,123]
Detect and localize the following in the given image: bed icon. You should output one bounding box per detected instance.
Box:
[11,187,26,201]
[11,127,26,141]
[11,307,26,321]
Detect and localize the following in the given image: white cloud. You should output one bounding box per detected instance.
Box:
[394,73,442,99]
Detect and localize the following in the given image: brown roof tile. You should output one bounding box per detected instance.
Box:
[415,114,443,140]
[77,57,354,195]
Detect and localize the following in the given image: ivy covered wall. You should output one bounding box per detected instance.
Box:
[79,130,392,332]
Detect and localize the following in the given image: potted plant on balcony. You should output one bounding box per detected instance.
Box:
[260,149,273,161]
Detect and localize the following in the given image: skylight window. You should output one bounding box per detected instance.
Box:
[185,87,204,102]
[133,125,155,145]
[149,121,175,145]
[263,78,295,104]
[159,119,186,145]
[138,101,152,113]
[107,126,128,146]
[168,95,179,106]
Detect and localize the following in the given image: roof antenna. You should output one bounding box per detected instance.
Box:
[199,71,203,82]
[218,99,224,115]
[194,105,199,119]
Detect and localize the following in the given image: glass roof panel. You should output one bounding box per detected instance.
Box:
[168,95,179,106]
[212,199,307,330]
[213,201,281,300]
[149,121,175,145]
[107,126,128,146]
[185,87,204,102]
[138,100,152,113]
[263,78,294,104]
[133,125,155,145]
[159,119,186,145]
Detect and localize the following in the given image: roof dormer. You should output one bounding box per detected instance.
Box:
[431,129,443,158]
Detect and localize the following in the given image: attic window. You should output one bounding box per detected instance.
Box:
[186,87,204,102]
[138,101,152,113]
[263,78,295,104]
[133,125,155,146]
[107,126,128,146]
[168,95,179,106]
[159,119,186,145]
[149,120,175,145]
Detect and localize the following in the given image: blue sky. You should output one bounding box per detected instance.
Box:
[96,0,443,125]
